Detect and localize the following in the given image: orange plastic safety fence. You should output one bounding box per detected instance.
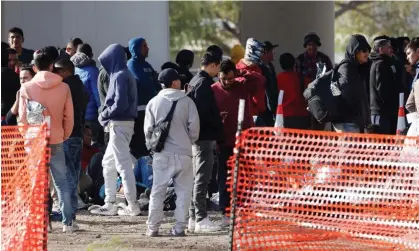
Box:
[1,124,50,251]
[228,128,419,251]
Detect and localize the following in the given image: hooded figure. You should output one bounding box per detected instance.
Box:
[1,47,20,119]
[243,38,265,65]
[333,34,371,132]
[71,52,101,124]
[127,37,161,109]
[98,44,137,127]
[175,49,194,89]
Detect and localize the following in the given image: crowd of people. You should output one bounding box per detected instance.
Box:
[1,26,419,237]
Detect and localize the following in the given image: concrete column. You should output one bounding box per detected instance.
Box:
[240,1,335,70]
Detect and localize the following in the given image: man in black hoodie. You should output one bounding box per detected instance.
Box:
[333,34,371,133]
[1,46,20,124]
[54,59,88,228]
[369,39,398,135]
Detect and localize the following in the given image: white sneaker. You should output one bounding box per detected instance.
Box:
[72,220,80,231]
[220,215,230,228]
[90,203,118,216]
[77,195,88,210]
[117,202,141,216]
[188,218,195,232]
[63,225,73,233]
[195,217,222,233]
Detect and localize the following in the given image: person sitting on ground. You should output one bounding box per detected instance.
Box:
[144,68,200,237]
[18,52,74,232]
[276,53,310,129]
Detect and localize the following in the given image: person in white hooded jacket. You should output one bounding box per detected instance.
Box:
[144,68,200,237]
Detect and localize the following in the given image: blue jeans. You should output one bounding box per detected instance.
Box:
[50,143,72,225]
[63,137,83,220]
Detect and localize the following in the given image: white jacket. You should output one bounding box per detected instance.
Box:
[144,88,200,156]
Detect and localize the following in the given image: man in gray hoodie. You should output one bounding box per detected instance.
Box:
[144,69,200,237]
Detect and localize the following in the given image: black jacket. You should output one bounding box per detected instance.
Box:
[369,52,398,119]
[188,70,223,141]
[63,75,88,138]
[1,67,20,117]
[335,35,371,129]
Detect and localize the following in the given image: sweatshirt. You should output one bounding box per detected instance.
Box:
[98,44,138,127]
[144,88,200,157]
[18,71,74,144]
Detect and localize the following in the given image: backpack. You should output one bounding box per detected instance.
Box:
[303,65,342,123]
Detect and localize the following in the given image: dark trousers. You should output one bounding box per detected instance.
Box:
[86,152,105,205]
[218,146,234,215]
[378,116,397,135]
[284,116,310,130]
[86,120,104,146]
[130,111,149,159]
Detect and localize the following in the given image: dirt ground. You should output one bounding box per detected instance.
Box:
[48,210,229,251]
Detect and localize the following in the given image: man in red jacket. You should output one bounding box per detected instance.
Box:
[211,59,259,227]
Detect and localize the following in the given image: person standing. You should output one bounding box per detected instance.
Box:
[8,27,34,64]
[18,52,74,232]
[144,69,200,237]
[6,48,19,72]
[90,44,140,216]
[406,39,419,116]
[1,47,20,124]
[127,37,161,159]
[188,52,223,233]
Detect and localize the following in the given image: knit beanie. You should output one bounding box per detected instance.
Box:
[244,38,265,64]
[304,31,321,47]
[230,44,245,64]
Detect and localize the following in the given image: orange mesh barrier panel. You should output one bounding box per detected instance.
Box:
[228,128,419,251]
[1,124,50,251]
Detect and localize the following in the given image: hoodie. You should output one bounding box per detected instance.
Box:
[144,88,200,157]
[369,52,398,120]
[98,44,138,127]
[335,34,371,129]
[18,71,74,144]
[127,38,161,109]
[63,74,88,138]
[71,52,101,121]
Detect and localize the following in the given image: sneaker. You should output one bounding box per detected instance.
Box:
[62,225,73,233]
[220,215,230,228]
[170,227,186,237]
[90,203,118,216]
[195,217,222,233]
[146,228,159,237]
[187,218,195,232]
[72,220,80,231]
[77,195,88,210]
[117,202,141,216]
[52,201,60,213]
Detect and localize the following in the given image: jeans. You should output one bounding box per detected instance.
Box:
[332,123,360,133]
[147,151,193,232]
[189,141,215,222]
[218,146,234,215]
[102,121,137,204]
[49,143,72,225]
[63,137,83,220]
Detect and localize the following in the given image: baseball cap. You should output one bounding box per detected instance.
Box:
[158,68,181,87]
[264,41,279,51]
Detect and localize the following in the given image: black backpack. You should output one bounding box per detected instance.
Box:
[303,65,342,123]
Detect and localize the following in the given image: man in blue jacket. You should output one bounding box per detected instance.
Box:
[90,44,140,216]
[127,37,162,158]
[71,43,103,146]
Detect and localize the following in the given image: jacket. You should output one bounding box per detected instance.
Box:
[334,35,371,129]
[98,66,110,107]
[98,44,138,127]
[406,80,419,115]
[369,52,398,119]
[276,71,309,117]
[211,72,256,147]
[127,38,161,109]
[71,52,101,121]
[295,51,333,82]
[188,70,223,141]
[144,88,200,156]
[1,67,20,117]
[63,75,87,138]
[260,62,278,122]
[18,71,74,144]
[236,59,266,116]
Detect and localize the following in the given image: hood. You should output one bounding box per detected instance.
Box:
[175,50,194,67]
[344,34,371,64]
[70,52,96,68]
[31,71,63,89]
[98,44,127,74]
[128,37,145,61]
[158,88,187,102]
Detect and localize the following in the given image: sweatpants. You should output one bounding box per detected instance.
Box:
[102,121,137,204]
[147,151,193,232]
